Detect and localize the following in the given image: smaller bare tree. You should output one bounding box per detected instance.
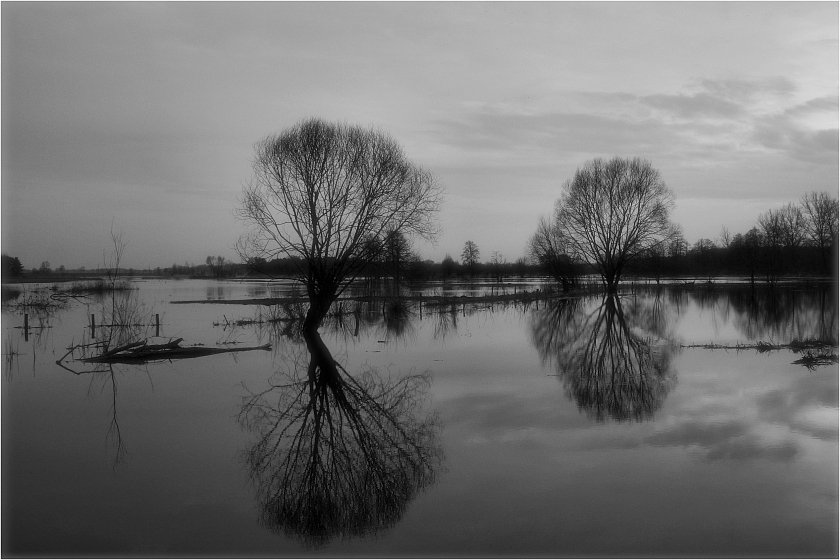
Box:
[528,214,578,291]
[801,191,839,273]
[461,240,480,276]
[718,226,732,249]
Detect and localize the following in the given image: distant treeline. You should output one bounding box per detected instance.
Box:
[3,192,836,286]
[624,191,838,283]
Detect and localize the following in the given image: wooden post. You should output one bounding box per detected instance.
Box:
[155,314,160,337]
[90,314,96,337]
[24,314,29,342]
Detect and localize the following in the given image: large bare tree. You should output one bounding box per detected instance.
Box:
[554,157,675,292]
[238,118,443,330]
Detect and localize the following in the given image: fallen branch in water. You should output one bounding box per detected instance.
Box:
[75,337,271,364]
[681,341,783,352]
[792,351,839,369]
[681,338,839,369]
[681,338,837,353]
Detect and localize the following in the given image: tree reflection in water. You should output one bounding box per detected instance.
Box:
[239,329,442,546]
[530,294,678,422]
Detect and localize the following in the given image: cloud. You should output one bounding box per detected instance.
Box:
[783,95,840,117]
[755,374,839,442]
[640,92,744,120]
[693,76,797,102]
[752,117,839,164]
[645,419,800,463]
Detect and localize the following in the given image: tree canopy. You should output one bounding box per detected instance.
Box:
[554,157,675,291]
[237,118,443,329]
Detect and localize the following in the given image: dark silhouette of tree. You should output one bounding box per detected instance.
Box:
[758,207,786,283]
[237,118,443,331]
[1,254,23,278]
[461,240,480,276]
[441,254,456,279]
[382,229,415,292]
[528,214,578,291]
[714,284,838,344]
[530,294,677,422]
[239,330,442,546]
[553,157,676,292]
[205,255,228,278]
[801,191,839,273]
[432,303,460,341]
[719,226,732,249]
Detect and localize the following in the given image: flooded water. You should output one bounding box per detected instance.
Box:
[2,278,837,557]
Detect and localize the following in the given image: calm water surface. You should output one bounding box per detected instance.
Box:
[2,279,837,557]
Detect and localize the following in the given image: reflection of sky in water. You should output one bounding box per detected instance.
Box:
[2,281,836,556]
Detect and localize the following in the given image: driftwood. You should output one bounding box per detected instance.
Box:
[681,338,837,353]
[792,351,839,369]
[80,337,271,364]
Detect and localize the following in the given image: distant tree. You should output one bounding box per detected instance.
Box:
[1,255,23,278]
[553,157,676,292]
[695,238,714,251]
[461,241,480,276]
[689,238,718,277]
[778,203,807,249]
[237,118,442,331]
[800,191,839,273]
[758,206,795,281]
[39,261,51,275]
[441,254,456,279]
[718,226,732,249]
[742,226,764,285]
[641,243,667,284]
[488,251,507,282]
[383,230,414,289]
[528,214,578,291]
[205,255,228,278]
[667,227,688,258]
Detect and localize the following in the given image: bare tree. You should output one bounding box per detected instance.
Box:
[777,202,807,249]
[718,226,732,249]
[758,203,806,281]
[441,254,456,279]
[382,229,415,291]
[554,157,676,292]
[461,240,480,275]
[801,191,839,273]
[237,118,443,331]
[206,255,228,278]
[528,214,578,291]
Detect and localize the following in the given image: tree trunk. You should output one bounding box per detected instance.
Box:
[303,284,337,333]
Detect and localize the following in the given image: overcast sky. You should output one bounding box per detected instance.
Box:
[2,2,838,270]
